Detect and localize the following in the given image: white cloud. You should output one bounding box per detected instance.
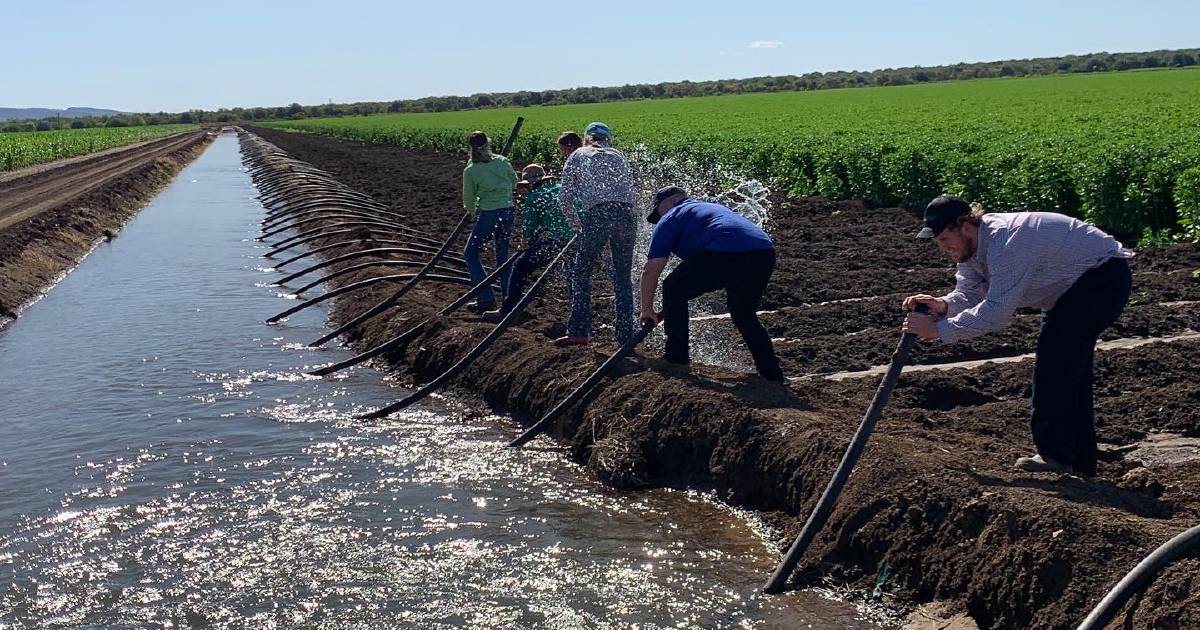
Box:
[748,41,784,49]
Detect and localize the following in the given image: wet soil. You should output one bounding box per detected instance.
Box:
[247,126,1200,630]
[0,133,214,325]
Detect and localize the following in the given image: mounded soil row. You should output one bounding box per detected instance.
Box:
[0,132,215,325]
[247,126,1199,630]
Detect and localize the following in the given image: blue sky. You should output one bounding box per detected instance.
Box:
[4,0,1197,112]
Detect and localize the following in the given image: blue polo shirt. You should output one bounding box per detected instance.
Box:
[647,199,774,260]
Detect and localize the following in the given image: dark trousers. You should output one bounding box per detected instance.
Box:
[1030,257,1132,476]
[499,237,566,314]
[661,248,783,381]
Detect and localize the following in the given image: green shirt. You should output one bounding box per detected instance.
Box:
[522,180,574,241]
[463,155,518,214]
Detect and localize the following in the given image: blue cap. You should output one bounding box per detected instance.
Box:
[584,122,611,139]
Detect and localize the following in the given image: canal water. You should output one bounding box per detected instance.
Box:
[0,132,879,628]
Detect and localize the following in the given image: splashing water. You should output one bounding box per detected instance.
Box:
[0,133,878,629]
[621,144,774,373]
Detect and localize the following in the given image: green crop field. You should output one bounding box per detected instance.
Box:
[265,69,1200,242]
[0,124,198,173]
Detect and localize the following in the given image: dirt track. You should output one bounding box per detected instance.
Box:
[0,131,213,322]
[248,126,1199,630]
[0,131,205,232]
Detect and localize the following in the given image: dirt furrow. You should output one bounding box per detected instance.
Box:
[246,126,1200,630]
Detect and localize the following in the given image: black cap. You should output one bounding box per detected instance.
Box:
[917,195,971,238]
[647,186,687,224]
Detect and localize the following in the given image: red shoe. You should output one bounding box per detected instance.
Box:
[553,335,589,348]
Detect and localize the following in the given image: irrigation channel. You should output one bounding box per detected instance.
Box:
[0,131,882,627]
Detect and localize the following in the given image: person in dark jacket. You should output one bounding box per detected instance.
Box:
[638,186,784,382]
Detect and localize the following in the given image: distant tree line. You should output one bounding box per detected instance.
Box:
[3,48,1198,132]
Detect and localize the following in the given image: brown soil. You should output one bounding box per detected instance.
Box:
[247,126,1200,630]
[0,131,214,325]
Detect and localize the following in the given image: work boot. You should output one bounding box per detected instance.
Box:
[1015,454,1068,473]
[552,335,589,348]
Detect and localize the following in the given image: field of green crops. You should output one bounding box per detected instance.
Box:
[0,125,197,173]
[265,69,1200,242]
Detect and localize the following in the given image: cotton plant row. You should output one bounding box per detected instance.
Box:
[265,68,1200,243]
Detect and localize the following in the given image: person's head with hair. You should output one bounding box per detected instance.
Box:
[583,121,611,147]
[468,130,492,163]
[916,195,986,262]
[557,131,582,159]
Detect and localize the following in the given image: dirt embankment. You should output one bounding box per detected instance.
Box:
[0,132,213,325]
[248,126,1200,630]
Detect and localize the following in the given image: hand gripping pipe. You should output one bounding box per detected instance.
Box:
[306,250,521,377]
[508,319,656,448]
[762,303,928,594]
[354,234,576,419]
[1076,523,1200,630]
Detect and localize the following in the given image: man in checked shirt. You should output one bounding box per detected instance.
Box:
[901,195,1133,477]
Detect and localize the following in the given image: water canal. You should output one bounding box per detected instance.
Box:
[0,132,880,628]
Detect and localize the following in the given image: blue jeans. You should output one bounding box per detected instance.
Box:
[463,208,514,307]
[567,202,636,343]
[1030,257,1131,476]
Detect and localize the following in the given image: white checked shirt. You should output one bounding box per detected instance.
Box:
[936,212,1133,342]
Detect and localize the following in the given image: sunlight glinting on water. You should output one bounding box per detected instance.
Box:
[0,132,875,629]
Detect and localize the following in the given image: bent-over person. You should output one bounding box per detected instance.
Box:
[902,195,1133,476]
[638,186,784,382]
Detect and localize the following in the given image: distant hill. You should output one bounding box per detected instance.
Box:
[0,107,124,122]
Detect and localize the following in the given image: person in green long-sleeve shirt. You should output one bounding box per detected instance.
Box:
[463,130,518,310]
[482,163,575,322]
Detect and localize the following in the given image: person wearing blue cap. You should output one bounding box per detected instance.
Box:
[901,195,1133,476]
[555,121,637,347]
[638,186,783,382]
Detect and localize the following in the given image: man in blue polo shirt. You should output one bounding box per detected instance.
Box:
[637,186,784,382]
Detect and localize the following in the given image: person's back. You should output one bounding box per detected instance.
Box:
[980,212,1124,276]
[560,145,635,214]
[651,200,773,260]
[950,211,1129,316]
[464,155,518,212]
[555,122,638,347]
[522,180,573,242]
